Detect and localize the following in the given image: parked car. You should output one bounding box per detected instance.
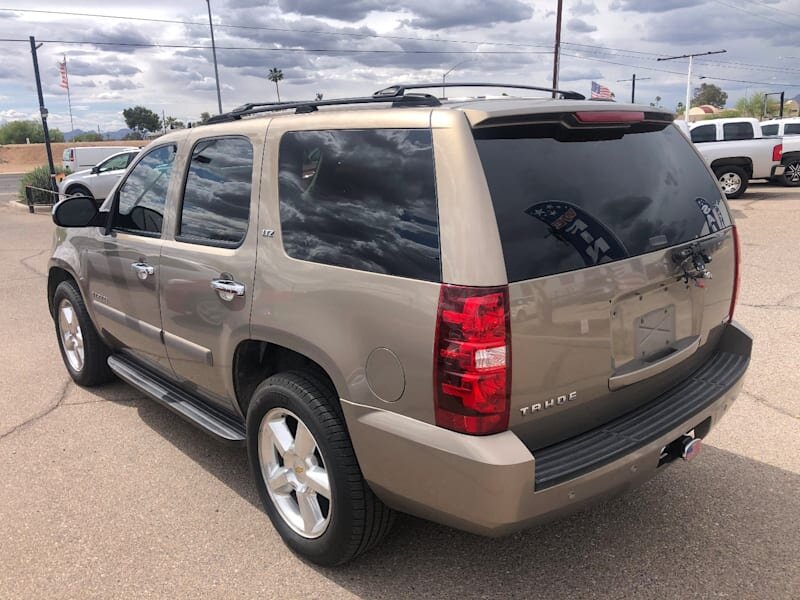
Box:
[689,118,785,198]
[760,117,800,186]
[47,85,751,566]
[58,149,140,202]
[61,145,137,173]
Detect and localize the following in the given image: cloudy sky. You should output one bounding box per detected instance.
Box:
[0,0,798,132]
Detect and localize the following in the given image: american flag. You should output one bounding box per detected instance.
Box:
[591,81,613,99]
[58,58,69,90]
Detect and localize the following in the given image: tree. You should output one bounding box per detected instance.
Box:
[72,132,104,142]
[0,120,64,144]
[650,95,662,108]
[735,91,779,119]
[692,83,727,109]
[122,106,161,133]
[164,116,184,130]
[315,92,324,101]
[268,68,284,102]
[676,101,685,114]
[199,111,211,125]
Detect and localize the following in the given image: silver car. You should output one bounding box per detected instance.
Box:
[58,149,140,201]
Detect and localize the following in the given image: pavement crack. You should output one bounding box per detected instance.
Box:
[19,248,48,278]
[742,391,799,421]
[739,302,800,312]
[0,378,71,441]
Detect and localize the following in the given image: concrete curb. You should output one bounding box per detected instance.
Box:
[7,199,53,214]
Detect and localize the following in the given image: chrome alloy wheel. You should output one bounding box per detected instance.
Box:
[58,298,84,372]
[786,161,800,184]
[258,407,332,538]
[718,172,742,195]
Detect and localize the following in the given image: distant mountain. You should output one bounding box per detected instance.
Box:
[64,128,134,141]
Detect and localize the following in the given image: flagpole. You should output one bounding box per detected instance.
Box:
[63,55,74,133]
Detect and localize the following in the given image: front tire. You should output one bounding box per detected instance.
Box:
[781,157,800,187]
[52,280,114,386]
[714,165,748,199]
[247,372,394,566]
[66,184,94,200]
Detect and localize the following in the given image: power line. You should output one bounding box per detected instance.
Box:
[708,0,792,27]
[0,38,552,54]
[749,0,800,19]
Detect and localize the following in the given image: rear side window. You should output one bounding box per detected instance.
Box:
[785,124,800,135]
[690,125,716,143]
[474,122,730,282]
[278,129,440,282]
[761,124,779,136]
[178,137,253,247]
[723,122,754,140]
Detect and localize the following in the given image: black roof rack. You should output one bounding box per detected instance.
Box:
[374,82,585,101]
[206,81,585,124]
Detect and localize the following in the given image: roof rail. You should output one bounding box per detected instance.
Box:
[207,93,441,124]
[374,82,586,101]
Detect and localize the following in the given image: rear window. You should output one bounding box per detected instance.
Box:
[761,124,779,136]
[785,124,800,135]
[474,122,730,282]
[723,122,754,140]
[278,129,440,282]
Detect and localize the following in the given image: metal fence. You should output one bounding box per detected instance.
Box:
[24,185,60,213]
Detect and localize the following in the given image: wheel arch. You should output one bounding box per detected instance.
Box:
[232,338,345,419]
[710,157,753,178]
[47,265,78,317]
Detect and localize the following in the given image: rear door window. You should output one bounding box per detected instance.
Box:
[723,122,754,140]
[177,136,253,247]
[690,124,716,143]
[761,124,779,136]
[785,124,800,135]
[474,121,730,282]
[278,129,440,282]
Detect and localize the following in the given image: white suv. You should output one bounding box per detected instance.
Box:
[58,149,140,201]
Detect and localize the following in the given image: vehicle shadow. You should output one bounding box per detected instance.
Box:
[96,382,799,599]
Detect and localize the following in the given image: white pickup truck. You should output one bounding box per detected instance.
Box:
[760,117,800,186]
[688,118,787,198]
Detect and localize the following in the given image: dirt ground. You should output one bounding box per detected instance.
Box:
[0,140,149,174]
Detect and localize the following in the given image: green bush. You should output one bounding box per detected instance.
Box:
[18,165,66,205]
[0,120,64,144]
[72,132,104,142]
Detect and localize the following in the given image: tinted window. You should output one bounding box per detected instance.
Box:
[785,124,800,135]
[690,125,716,143]
[278,129,440,281]
[475,123,731,282]
[761,124,779,136]
[723,122,754,140]
[114,144,176,235]
[178,137,253,246]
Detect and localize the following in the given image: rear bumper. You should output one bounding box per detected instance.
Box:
[343,321,751,536]
[771,164,786,177]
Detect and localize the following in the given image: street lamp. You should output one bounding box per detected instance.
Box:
[442,59,473,98]
[206,0,223,114]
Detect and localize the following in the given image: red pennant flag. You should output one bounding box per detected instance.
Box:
[58,59,69,90]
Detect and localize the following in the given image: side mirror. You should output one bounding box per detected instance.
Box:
[52,196,102,228]
[91,166,99,174]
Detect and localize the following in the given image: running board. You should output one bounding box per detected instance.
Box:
[107,355,246,445]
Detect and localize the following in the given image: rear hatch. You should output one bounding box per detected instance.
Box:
[472,111,737,449]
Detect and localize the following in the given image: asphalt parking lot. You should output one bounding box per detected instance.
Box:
[1,183,799,599]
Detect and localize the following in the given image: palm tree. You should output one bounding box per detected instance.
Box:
[268,68,284,102]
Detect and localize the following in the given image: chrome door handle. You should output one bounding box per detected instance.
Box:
[131,262,155,280]
[210,279,245,302]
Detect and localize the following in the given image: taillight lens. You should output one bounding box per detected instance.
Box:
[773,144,783,162]
[434,284,511,435]
[729,225,741,321]
[69,149,74,160]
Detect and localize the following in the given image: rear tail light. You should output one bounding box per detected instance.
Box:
[773,144,783,162]
[434,284,511,435]
[68,149,74,160]
[728,225,741,321]
[574,111,645,124]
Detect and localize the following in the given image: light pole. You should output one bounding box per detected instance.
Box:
[552,0,563,98]
[442,59,472,98]
[206,0,223,114]
[657,50,726,121]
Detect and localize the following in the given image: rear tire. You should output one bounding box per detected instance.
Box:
[780,157,800,187]
[66,184,94,200]
[52,280,114,386]
[246,371,394,566]
[714,165,748,199]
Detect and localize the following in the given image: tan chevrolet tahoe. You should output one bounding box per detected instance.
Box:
[48,83,752,566]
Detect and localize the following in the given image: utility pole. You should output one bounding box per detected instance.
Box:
[551,0,563,98]
[616,74,651,103]
[29,36,56,190]
[657,49,726,122]
[206,0,223,114]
